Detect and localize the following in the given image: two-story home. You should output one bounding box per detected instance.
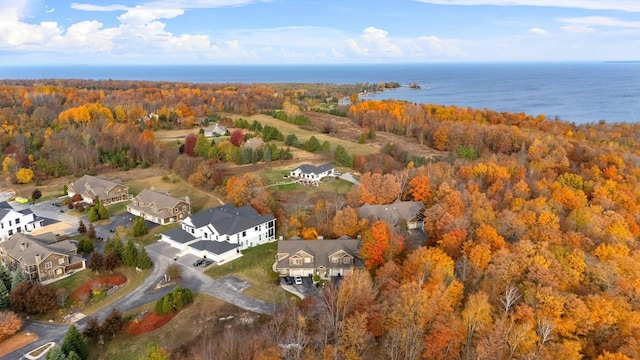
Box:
[160,204,276,263]
[67,175,130,205]
[356,200,426,231]
[202,123,227,137]
[289,163,335,185]
[0,232,86,283]
[0,201,44,241]
[127,189,191,225]
[275,237,364,279]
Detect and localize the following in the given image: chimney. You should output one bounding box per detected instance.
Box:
[318,236,323,240]
[357,234,362,240]
[20,242,28,251]
[35,254,41,264]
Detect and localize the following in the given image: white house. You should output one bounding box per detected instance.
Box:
[161,204,276,263]
[289,163,335,184]
[0,201,44,242]
[203,123,227,137]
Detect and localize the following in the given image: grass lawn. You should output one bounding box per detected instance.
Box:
[135,222,180,246]
[105,200,131,215]
[205,242,290,304]
[95,294,243,360]
[50,267,150,316]
[125,175,222,213]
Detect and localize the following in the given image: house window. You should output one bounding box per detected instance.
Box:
[15,218,20,224]
[304,258,311,263]
[8,220,11,226]
[331,257,338,263]
[58,258,65,265]
[292,258,301,265]
[8,230,12,236]
[45,262,52,269]
[342,258,351,264]
[0,223,3,229]
[16,228,21,233]
[242,231,246,237]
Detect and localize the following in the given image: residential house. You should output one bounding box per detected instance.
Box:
[203,123,227,137]
[274,237,364,278]
[289,163,335,185]
[0,201,44,241]
[67,175,130,205]
[161,204,276,263]
[0,232,86,283]
[127,189,191,225]
[356,200,426,230]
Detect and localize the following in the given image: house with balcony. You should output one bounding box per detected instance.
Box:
[0,232,86,283]
[127,189,191,225]
[274,237,364,278]
[0,201,44,241]
[160,204,276,263]
[67,175,130,205]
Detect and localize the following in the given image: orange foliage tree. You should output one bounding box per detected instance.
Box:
[358,173,400,205]
[360,221,404,270]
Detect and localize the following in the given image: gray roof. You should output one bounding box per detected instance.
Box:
[68,175,127,200]
[0,232,76,266]
[356,200,425,225]
[276,238,364,270]
[189,204,275,236]
[162,228,196,244]
[190,240,240,255]
[292,163,334,175]
[129,189,189,219]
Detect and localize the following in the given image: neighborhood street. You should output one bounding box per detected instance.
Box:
[5,240,275,359]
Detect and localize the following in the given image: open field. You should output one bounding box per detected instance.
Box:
[96,294,249,360]
[205,242,290,304]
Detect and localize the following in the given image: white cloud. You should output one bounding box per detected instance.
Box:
[117,6,184,26]
[413,0,640,12]
[558,16,640,28]
[345,38,369,56]
[331,48,345,58]
[71,0,266,12]
[416,35,464,57]
[528,27,549,35]
[70,3,130,11]
[561,25,595,33]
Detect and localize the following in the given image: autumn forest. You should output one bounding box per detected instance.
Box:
[3,78,640,359]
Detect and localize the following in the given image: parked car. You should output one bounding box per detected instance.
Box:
[284,276,294,285]
[193,259,205,267]
[202,259,214,267]
[294,276,303,285]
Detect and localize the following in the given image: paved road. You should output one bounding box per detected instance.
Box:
[6,241,274,359]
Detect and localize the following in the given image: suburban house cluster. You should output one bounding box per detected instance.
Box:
[160,204,276,263]
[67,175,131,205]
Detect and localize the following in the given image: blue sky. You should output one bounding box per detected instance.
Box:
[1,0,640,64]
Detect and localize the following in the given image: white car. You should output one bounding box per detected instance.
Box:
[294,276,303,285]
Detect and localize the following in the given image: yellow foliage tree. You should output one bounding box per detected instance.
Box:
[15,168,34,184]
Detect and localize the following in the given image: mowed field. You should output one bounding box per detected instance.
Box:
[154,112,382,157]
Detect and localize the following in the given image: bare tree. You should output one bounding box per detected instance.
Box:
[500,284,521,315]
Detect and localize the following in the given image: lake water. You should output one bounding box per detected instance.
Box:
[2,62,639,124]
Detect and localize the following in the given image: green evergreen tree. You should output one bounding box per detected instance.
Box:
[123,239,138,267]
[132,216,148,237]
[161,294,174,315]
[103,237,124,260]
[87,207,99,222]
[0,280,10,310]
[10,270,26,290]
[284,133,298,147]
[207,144,221,160]
[194,133,211,157]
[263,145,271,163]
[66,351,81,360]
[61,325,88,360]
[240,147,250,164]
[97,204,109,220]
[0,262,11,291]
[45,345,66,360]
[304,136,321,153]
[136,247,153,269]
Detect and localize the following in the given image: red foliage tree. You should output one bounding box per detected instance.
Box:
[184,133,197,156]
[230,129,244,146]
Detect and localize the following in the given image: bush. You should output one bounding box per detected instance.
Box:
[71,274,127,304]
[126,312,175,335]
[154,287,193,315]
[9,282,57,315]
[0,310,22,339]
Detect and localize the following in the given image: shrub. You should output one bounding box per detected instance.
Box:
[154,287,193,315]
[71,274,127,304]
[126,312,175,335]
[9,282,57,315]
[0,310,22,339]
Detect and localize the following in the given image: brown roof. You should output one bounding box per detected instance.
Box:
[1,232,76,266]
[68,175,127,201]
[128,189,189,219]
[275,237,364,270]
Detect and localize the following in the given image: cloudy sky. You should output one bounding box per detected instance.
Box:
[2,0,640,65]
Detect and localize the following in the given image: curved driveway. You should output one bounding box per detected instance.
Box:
[5,241,274,359]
